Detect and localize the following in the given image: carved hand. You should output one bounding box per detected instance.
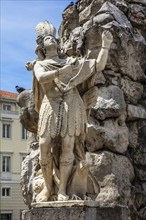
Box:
[102,30,113,49]
[26,60,36,71]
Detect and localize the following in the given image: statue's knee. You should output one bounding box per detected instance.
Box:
[39,158,49,166]
[39,154,52,166]
[62,142,74,155]
[60,154,74,166]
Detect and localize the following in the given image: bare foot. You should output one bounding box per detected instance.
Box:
[50,195,58,201]
[36,187,50,202]
[58,193,69,201]
[71,194,82,200]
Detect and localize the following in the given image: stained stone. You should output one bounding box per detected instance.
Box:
[22,205,130,220]
[127,104,146,120]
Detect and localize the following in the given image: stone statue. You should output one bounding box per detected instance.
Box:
[20,2,146,218]
[29,20,113,203]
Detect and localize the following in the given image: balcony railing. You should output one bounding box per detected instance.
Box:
[0,110,19,116]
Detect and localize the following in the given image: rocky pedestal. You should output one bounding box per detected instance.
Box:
[22,201,130,220]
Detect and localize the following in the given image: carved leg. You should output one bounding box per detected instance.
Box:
[58,135,75,201]
[36,137,53,202]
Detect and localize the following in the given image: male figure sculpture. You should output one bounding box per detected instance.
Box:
[32,21,113,202]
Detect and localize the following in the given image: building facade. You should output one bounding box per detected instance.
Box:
[0,90,28,220]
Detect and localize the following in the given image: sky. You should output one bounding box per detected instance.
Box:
[1,0,73,93]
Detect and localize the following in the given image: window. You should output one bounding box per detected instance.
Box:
[21,125,27,140]
[1,155,12,179]
[2,156,11,172]
[3,104,11,111]
[2,123,11,138]
[0,214,12,220]
[1,187,11,197]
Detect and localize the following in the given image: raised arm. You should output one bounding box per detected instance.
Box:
[96,31,113,73]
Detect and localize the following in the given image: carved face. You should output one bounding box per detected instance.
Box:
[43,35,58,50]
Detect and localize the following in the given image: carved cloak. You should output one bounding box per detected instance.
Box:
[33,57,96,138]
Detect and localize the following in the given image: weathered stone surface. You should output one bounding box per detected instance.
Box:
[128,0,146,6]
[139,85,146,106]
[86,117,129,153]
[96,1,132,28]
[58,0,146,219]
[22,205,130,220]
[127,3,146,28]
[77,0,93,13]
[78,0,129,25]
[59,4,79,47]
[103,70,121,87]
[31,200,99,208]
[91,86,126,120]
[86,151,134,206]
[126,119,146,218]
[127,121,138,149]
[127,120,146,166]
[94,72,106,85]
[61,27,84,56]
[130,186,146,220]
[132,150,146,166]
[121,78,143,104]
[127,104,146,120]
[135,166,146,181]
[109,28,146,81]
[92,96,121,119]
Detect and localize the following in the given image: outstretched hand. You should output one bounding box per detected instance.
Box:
[26,60,36,71]
[102,30,113,49]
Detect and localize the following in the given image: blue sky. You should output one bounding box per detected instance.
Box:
[1,0,72,93]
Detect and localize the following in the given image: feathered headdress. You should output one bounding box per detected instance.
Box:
[35,20,56,38]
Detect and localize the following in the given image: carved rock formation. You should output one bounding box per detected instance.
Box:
[59,0,146,219]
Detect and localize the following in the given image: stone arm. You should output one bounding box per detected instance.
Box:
[95,31,113,73]
[34,31,113,85]
[34,63,72,84]
[63,31,113,90]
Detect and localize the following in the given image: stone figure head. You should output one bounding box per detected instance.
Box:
[35,21,58,60]
[43,35,58,51]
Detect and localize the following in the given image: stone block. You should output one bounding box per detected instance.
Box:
[22,204,130,220]
[86,118,129,153]
[127,104,146,120]
[121,78,143,104]
[91,86,126,120]
[86,151,134,206]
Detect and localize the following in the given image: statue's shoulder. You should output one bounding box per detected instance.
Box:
[34,60,45,69]
[35,60,45,64]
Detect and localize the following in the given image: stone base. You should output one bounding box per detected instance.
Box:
[22,202,130,220]
[31,200,99,208]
